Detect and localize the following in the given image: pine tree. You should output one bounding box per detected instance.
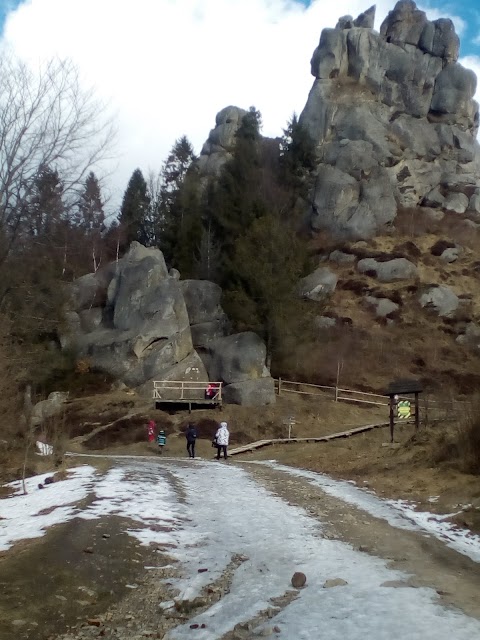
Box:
[209,106,267,278]
[72,172,107,272]
[224,213,312,366]
[28,165,65,237]
[75,172,105,231]
[280,113,317,193]
[119,168,151,248]
[157,136,200,274]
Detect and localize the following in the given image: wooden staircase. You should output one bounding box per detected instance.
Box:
[228,421,390,456]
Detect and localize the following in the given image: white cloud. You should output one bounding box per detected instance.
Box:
[1,0,478,206]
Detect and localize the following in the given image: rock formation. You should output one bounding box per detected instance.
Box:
[62,243,275,406]
[196,106,247,178]
[300,0,480,239]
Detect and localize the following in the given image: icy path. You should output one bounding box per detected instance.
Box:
[162,461,480,640]
[2,459,480,639]
[251,461,480,563]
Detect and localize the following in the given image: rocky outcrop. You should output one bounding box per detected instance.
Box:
[200,332,276,405]
[31,392,69,427]
[364,296,400,318]
[180,280,230,347]
[62,243,274,405]
[357,257,417,282]
[301,1,480,239]
[196,106,247,178]
[222,378,276,406]
[298,267,338,300]
[419,285,459,317]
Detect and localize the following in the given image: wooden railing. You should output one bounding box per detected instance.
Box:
[274,378,466,418]
[153,380,223,403]
[275,378,388,406]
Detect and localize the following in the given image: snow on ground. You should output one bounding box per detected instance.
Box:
[160,461,480,640]
[252,461,480,564]
[0,466,96,551]
[2,458,480,639]
[78,464,187,548]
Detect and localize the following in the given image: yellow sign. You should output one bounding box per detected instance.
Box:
[397,400,411,419]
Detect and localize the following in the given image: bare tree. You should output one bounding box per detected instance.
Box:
[0,54,116,264]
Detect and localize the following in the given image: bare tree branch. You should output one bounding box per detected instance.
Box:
[0,54,117,263]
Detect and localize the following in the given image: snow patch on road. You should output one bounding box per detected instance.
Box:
[254,461,480,564]
[163,461,480,640]
[0,466,96,551]
[78,465,187,548]
[3,458,480,639]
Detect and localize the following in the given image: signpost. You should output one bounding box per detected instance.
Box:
[386,379,422,443]
[283,416,296,439]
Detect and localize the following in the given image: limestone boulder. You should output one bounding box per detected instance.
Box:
[298,267,338,301]
[300,1,480,237]
[315,316,337,329]
[309,164,396,239]
[67,261,117,314]
[138,351,208,398]
[430,63,477,117]
[469,192,480,215]
[457,323,480,349]
[357,258,417,282]
[31,392,69,427]
[78,308,103,333]
[197,106,247,178]
[180,280,221,323]
[190,320,230,348]
[444,192,469,214]
[64,243,273,406]
[329,250,355,264]
[201,332,269,385]
[364,296,400,318]
[222,378,276,406]
[180,280,230,347]
[440,247,460,263]
[419,285,459,317]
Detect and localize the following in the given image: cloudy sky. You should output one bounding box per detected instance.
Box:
[1,0,479,207]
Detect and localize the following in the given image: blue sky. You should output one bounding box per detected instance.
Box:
[1,0,478,204]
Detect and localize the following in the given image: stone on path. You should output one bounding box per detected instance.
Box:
[291,571,307,588]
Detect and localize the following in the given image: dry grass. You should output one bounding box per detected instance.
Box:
[453,398,480,474]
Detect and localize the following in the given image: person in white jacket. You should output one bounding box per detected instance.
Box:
[215,421,229,460]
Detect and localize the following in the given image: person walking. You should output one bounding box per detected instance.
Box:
[147,420,156,443]
[185,423,197,459]
[157,430,167,454]
[215,421,229,460]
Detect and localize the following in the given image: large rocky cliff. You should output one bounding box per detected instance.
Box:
[62,243,275,405]
[300,0,480,239]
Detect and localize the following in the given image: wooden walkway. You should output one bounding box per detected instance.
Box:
[228,421,390,456]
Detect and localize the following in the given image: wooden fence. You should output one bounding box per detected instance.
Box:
[275,378,388,406]
[153,380,223,406]
[274,378,467,423]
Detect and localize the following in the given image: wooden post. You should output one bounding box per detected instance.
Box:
[389,395,395,443]
[278,377,282,396]
[335,362,340,402]
[415,392,420,430]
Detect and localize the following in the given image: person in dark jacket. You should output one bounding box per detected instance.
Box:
[185,423,197,458]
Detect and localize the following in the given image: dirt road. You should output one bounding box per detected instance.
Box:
[1,457,480,640]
